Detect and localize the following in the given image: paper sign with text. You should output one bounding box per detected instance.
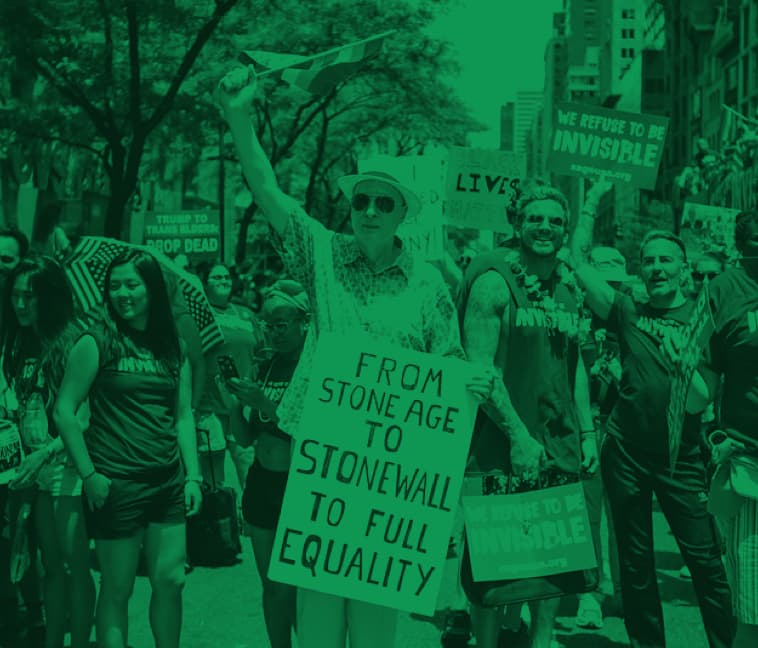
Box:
[667,283,716,469]
[268,333,477,615]
[462,482,597,581]
[444,147,525,232]
[547,103,669,190]
[142,210,220,264]
[0,422,24,486]
[358,155,445,261]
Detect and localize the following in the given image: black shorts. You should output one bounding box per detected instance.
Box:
[83,465,185,540]
[241,461,288,530]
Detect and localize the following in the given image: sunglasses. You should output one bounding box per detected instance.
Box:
[692,271,718,281]
[0,255,17,265]
[351,193,397,214]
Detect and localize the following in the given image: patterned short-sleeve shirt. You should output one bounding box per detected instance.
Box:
[269,205,465,433]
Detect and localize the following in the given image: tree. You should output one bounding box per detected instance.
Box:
[0,0,262,237]
[227,0,485,262]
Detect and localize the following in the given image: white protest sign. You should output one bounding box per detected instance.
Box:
[444,147,525,232]
[358,155,445,261]
[0,421,24,485]
[268,333,477,615]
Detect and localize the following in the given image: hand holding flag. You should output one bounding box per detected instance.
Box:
[238,30,395,96]
[217,65,258,118]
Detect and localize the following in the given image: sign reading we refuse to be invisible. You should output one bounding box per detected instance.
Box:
[142,210,220,263]
[548,103,669,190]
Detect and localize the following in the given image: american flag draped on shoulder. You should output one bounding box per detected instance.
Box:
[64,237,224,352]
[239,30,395,96]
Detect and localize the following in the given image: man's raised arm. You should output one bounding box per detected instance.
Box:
[217,66,293,238]
[570,181,616,321]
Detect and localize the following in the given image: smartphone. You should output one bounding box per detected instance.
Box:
[217,355,240,382]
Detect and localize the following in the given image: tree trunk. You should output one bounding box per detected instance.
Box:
[235,202,257,264]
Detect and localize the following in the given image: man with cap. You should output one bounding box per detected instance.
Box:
[571,200,734,648]
[218,66,495,648]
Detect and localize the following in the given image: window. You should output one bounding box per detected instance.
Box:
[692,89,702,119]
[727,64,738,90]
[622,9,635,20]
[622,48,628,57]
[629,29,635,39]
[629,48,635,57]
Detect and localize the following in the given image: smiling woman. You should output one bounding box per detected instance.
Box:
[53,250,203,648]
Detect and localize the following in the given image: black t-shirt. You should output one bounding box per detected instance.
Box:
[605,293,701,455]
[249,352,299,441]
[706,267,758,444]
[85,325,181,480]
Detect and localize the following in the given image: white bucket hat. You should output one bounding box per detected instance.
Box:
[337,170,422,219]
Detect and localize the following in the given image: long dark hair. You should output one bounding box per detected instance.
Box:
[0,255,78,396]
[735,209,758,256]
[102,251,181,375]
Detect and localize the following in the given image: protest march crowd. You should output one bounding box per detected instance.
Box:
[0,58,757,648]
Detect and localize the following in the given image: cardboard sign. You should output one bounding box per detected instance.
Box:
[0,421,24,486]
[445,147,525,232]
[358,155,445,261]
[667,283,716,469]
[680,202,741,258]
[268,333,477,615]
[462,481,597,581]
[142,210,220,264]
[548,103,669,189]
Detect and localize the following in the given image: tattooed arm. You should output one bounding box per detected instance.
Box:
[462,271,546,475]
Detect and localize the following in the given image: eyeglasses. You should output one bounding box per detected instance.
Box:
[351,193,397,214]
[692,271,718,282]
[262,320,299,333]
[0,255,18,265]
[524,214,566,229]
[208,275,232,283]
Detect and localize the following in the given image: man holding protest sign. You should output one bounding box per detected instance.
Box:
[571,195,734,648]
[458,182,598,648]
[218,65,493,648]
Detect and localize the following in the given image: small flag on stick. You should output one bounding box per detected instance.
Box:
[239,31,395,95]
[719,104,758,148]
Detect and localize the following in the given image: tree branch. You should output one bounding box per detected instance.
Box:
[125,0,142,129]
[11,128,107,160]
[274,88,337,164]
[98,0,118,133]
[31,58,113,143]
[304,105,330,212]
[142,0,239,135]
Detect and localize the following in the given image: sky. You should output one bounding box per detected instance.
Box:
[427,0,563,147]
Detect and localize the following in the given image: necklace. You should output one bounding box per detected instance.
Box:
[257,355,278,423]
[509,258,591,340]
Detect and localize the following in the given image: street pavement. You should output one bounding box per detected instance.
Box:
[121,494,714,648]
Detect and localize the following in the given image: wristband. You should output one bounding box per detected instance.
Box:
[82,470,97,482]
[581,430,597,438]
[185,476,203,485]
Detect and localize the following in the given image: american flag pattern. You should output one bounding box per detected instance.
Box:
[239,31,394,96]
[64,237,224,352]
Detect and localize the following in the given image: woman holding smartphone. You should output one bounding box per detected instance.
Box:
[222,279,309,648]
[53,251,202,648]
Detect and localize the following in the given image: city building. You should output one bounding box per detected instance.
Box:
[499,102,515,151]
[514,90,544,159]
[661,0,758,206]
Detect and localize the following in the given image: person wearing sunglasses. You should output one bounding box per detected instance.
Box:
[695,209,758,648]
[218,66,495,648]
[691,253,725,297]
[571,201,734,648]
